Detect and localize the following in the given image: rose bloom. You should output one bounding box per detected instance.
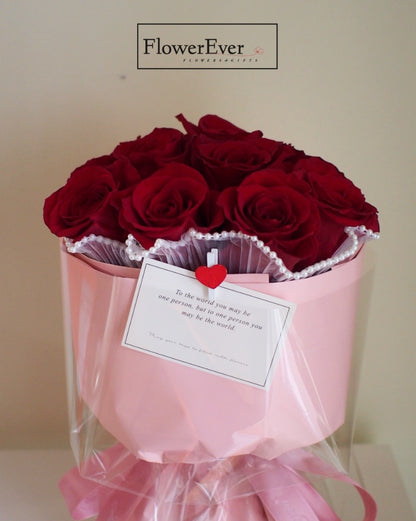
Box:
[176,113,263,141]
[190,136,295,190]
[178,114,305,189]
[83,154,141,188]
[43,155,139,242]
[119,163,221,249]
[268,143,307,173]
[113,127,190,178]
[217,169,322,271]
[293,157,380,259]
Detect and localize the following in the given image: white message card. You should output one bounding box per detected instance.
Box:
[122,259,295,389]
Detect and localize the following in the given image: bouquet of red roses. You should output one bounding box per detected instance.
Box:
[44,114,379,521]
[44,113,378,274]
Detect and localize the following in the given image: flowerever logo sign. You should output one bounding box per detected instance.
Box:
[137,24,277,70]
[143,38,247,57]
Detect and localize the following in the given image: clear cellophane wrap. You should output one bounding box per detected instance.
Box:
[59,229,378,521]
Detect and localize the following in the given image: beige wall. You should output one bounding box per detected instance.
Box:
[1,0,415,511]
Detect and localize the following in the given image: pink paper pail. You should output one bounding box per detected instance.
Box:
[61,246,365,463]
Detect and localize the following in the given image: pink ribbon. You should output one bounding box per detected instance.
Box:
[246,450,377,521]
[59,444,377,521]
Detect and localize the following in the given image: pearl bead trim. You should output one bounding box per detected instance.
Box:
[65,234,121,253]
[64,226,380,280]
[124,226,379,280]
[65,226,379,279]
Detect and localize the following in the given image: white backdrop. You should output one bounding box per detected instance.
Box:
[1,0,415,511]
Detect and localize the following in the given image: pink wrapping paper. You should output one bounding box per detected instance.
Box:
[61,246,365,463]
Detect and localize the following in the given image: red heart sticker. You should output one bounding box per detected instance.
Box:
[195,264,228,289]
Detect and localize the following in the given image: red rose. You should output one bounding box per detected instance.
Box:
[113,127,190,178]
[43,156,137,241]
[119,163,216,248]
[83,154,142,189]
[189,136,286,190]
[176,113,263,140]
[293,157,380,258]
[217,169,321,271]
[268,143,307,172]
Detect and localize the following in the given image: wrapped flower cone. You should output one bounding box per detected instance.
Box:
[44,114,380,520]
